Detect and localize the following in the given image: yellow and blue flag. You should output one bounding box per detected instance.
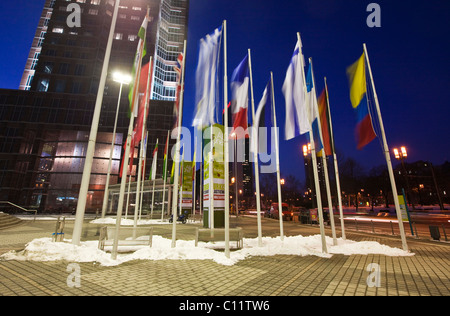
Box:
[346,52,376,150]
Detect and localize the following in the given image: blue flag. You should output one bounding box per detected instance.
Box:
[306,63,323,153]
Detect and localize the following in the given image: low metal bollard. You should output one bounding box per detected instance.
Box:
[53,216,65,242]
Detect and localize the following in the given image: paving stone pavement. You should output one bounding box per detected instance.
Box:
[0,215,449,298]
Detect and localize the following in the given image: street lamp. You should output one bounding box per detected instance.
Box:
[393,146,414,209]
[302,143,311,157]
[73,0,121,245]
[393,146,407,160]
[280,178,285,185]
[101,71,131,218]
[112,71,132,86]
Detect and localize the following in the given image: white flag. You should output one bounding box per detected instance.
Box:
[192,26,223,127]
[282,38,310,140]
[150,139,158,181]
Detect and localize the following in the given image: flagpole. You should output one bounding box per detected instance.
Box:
[124,171,132,220]
[270,72,285,241]
[111,77,140,259]
[192,132,197,216]
[320,149,337,245]
[161,130,170,222]
[303,55,327,253]
[72,0,120,245]
[171,40,187,248]
[150,138,158,219]
[309,59,337,246]
[324,77,346,240]
[248,49,263,247]
[199,135,203,217]
[133,56,152,239]
[139,131,148,220]
[111,12,149,259]
[134,134,144,230]
[363,43,408,252]
[223,20,230,258]
[101,77,126,218]
[208,127,214,230]
[179,150,185,218]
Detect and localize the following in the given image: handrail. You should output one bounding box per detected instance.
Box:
[0,201,37,221]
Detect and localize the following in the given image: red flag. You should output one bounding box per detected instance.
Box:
[317,89,333,156]
[133,62,152,145]
[119,137,136,178]
[230,55,250,139]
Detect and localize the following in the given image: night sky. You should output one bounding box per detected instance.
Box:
[0,0,449,185]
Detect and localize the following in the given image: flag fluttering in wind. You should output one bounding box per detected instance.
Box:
[192,26,223,128]
[230,54,249,139]
[162,134,169,181]
[317,86,334,157]
[128,16,149,118]
[133,62,152,145]
[306,63,323,153]
[170,160,175,184]
[346,52,377,150]
[252,77,274,154]
[119,137,135,178]
[150,139,158,181]
[119,61,151,179]
[282,38,310,140]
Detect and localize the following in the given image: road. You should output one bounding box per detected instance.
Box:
[340,213,450,241]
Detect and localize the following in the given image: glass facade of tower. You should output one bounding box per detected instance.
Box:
[151,0,188,101]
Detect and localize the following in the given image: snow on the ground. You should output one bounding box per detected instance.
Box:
[0,234,414,267]
[89,217,170,226]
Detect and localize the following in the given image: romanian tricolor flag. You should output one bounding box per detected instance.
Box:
[346,52,376,150]
[316,84,334,157]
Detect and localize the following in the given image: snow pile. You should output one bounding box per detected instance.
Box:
[89,217,201,226]
[90,217,168,226]
[0,238,118,266]
[0,234,414,267]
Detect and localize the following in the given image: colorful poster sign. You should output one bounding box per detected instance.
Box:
[203,124,225,228]
[181,161,193,209]
[397,195,409,222]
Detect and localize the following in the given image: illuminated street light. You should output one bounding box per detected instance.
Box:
[401,146,407,158]
[393,146,407,159]
[101,70,131,218]
[112,71,132,85]
[393,146,414,209]
[280,178,285,185]
[302,143,311,156]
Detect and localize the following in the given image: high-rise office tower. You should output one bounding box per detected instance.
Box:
[0,0,189,212]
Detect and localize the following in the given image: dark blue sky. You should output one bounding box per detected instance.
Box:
[0,0,449,184]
